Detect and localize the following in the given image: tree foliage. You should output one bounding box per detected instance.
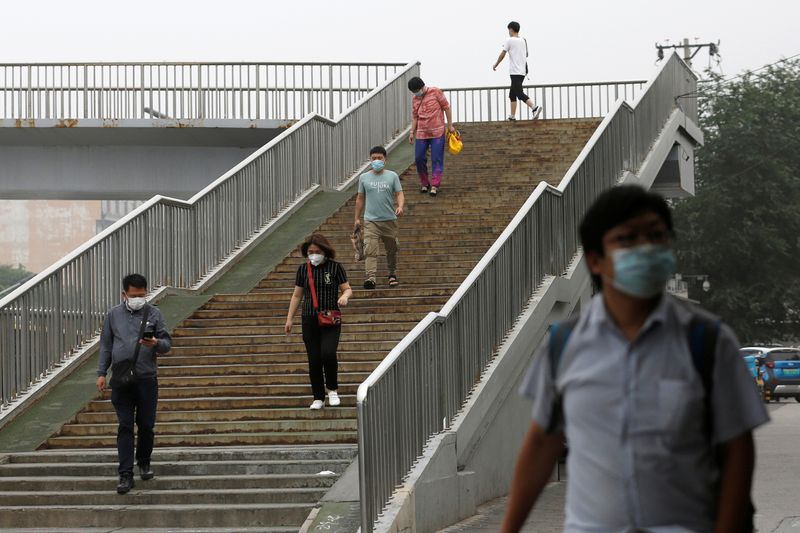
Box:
[0,264,34,293]
[674,59,800,343]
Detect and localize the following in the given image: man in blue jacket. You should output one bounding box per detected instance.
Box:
[96,273,171,494]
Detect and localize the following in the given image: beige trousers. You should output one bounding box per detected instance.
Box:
[364,220,399,282]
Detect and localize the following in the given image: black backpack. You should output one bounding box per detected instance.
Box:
[547,312,754,532]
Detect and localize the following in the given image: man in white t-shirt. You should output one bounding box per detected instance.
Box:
[493,21,541,121]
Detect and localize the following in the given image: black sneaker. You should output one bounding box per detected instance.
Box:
[507,116,517,121]
[117,472,135,494]
[139,463,154,481]
[420,186,429,194]
[363,279,376,290]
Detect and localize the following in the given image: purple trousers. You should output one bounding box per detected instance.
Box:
[415,134,446,187]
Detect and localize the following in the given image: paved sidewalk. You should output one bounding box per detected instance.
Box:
[440,403,800,532]
[438,483,565,532]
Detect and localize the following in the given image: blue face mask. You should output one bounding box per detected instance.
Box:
[414,90,424,97]
[610,244,676,298]
[370,160,385,172]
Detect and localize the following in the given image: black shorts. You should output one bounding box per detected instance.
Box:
[509,75,529,103]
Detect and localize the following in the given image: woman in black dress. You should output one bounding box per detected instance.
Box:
[285,234,353,410]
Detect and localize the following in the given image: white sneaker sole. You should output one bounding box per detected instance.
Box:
[531,106,542,120]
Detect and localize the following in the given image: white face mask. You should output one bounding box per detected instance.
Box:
[308,253,325,267]
[126,296,147,311]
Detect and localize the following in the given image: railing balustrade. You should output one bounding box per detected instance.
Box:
[0,62,406,121]
[0,62,420,409]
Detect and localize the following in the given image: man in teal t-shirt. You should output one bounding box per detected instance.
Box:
[354,145,405,289]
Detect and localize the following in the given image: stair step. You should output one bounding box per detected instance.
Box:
[76,407,357,423]
[0,459,353,477]
[0,473,339,491]
[6,446,357,463]
[44,431,358,448]
[0,487,328,506]
[0,503,313,528]
[84,395,358,412]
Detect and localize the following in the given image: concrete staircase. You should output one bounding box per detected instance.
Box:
[0,446,355,531]
[1,119,599,531]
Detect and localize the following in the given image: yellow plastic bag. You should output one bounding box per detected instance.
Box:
[447,130,463,155]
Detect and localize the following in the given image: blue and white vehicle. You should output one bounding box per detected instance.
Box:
[752,347,800,402]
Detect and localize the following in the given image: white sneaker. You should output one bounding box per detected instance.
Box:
[327,391,341,407]
[531,105,542,119]
[309,400,324,410]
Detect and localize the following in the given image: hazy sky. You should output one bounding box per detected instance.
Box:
[1,0,798,87]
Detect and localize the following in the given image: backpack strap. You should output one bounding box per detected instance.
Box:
[687,314,755,532]
[131,304,151,366]
[687,314,721,441]
[545,315,580,433]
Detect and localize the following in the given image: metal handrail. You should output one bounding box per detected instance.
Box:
[0,61,420,409]
[357,53,697,531]
[443,79,646,122]
[0,62,406,121]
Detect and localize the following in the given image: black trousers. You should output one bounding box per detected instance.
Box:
[301,316,341,400]
[111,377,158,475]
[509,75,530,103]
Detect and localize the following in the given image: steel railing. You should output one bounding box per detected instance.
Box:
[0,61,420,409]
[357,53,697,531]
[443,80,646,123]
[0,62,406,121]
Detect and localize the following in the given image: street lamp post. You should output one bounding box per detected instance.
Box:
[670,273,711,300]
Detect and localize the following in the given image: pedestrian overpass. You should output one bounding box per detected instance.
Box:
[0,55,701,532]
[0,62,407,199]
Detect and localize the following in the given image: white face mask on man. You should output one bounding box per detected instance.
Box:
[126,297,147,311]
[308,253,325,267]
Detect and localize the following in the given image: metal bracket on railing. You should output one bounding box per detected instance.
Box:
[143,107,172,119]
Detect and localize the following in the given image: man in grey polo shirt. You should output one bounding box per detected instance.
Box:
[97,273,171,494]
[502,186,769,533]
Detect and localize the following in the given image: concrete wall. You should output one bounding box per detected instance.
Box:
[0,125,283,200]
[0,145,261,200]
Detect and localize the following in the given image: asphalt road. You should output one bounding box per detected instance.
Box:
[439,401,800,532]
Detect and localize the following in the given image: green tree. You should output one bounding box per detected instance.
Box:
[0,264,34,293]
[674,59,800,343]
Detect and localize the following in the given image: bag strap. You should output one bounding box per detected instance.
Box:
[688,315,721,441]
[545,315,580,433]
[687,314,755,531]
[307,261,320,312]
[524,37,529,58]
[131,304,151,366]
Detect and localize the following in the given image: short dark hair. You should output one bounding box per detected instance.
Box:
[507,21,521,33]
[300,233,337,260]
[369,145,387,157]
[407,77,425,93]
[579,185,674,288]
[122,273,148,292]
